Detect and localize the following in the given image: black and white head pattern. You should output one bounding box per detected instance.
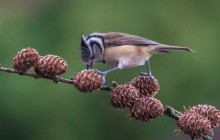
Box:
[80,34,104,65]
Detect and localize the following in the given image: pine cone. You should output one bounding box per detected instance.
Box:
[35,55,68,77]
[13,48,40,72]
[130,75,160,97]
[187,105,220,128]
[130,97,164,121]
[73,70,103,93]
[109,84,140,109]
[177,112,212,138]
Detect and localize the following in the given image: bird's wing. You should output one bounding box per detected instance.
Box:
[103,32,161,47]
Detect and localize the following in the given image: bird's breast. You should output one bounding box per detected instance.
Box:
[103,45,153,68]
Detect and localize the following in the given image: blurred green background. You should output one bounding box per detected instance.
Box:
[0,0,220,140]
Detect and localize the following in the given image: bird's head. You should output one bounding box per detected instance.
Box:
[80,33,104,70]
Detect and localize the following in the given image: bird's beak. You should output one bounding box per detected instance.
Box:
[86,64,92,70]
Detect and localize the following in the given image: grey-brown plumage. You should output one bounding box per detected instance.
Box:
[80,32,193,79]
[89,32,160,46]
[89,32,192,51]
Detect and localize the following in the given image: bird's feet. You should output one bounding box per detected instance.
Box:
[140,72,154,82]
[90,69,107,86]
[91,69,108,75]
[90,67,119,86]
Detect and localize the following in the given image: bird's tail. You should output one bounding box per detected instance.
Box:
[152,45,194,53]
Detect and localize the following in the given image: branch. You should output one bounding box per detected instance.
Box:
[0,66,73,84]
[164,106,180,121]
[203,136,212,140]
[0,66,112,91]
[0,65,214,140]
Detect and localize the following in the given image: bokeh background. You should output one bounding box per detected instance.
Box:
[0,0,220,140]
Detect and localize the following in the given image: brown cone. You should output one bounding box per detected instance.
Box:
[130,97,164,121]
[35,55,68,77]
[109,84,140,109]
[130,75,160,97]
[177,112,212,138]
[73,70,103,93]
[187,105,220,128]
[13,48,40,72]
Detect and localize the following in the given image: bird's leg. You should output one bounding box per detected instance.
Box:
[140,60,154,81]
[92,67,119,85]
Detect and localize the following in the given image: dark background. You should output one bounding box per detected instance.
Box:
[0,0,219,140]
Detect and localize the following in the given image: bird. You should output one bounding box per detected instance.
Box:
[80,32,193,84]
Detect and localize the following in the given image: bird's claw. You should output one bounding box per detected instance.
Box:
[89,69,107,85]
[89,67,119,86]
[140,72,155,82]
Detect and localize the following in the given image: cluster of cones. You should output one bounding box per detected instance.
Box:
[177,105,220,138]
[73,70,220,139]
[109,78,163,122]
[12,48,68,77]
[11,48,220,139]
